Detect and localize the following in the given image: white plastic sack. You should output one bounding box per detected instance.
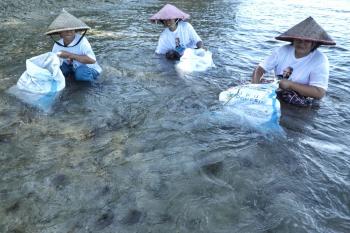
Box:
[176,48,215,73]
[219,82,282,131]
[17,52,65,93]
[7,52,65,112]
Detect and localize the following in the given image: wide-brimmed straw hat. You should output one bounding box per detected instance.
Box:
[150,4,190,23]
[275,16,336,45]
[45,9,90,35]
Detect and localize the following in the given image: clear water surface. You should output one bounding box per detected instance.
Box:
[0,0,349,232]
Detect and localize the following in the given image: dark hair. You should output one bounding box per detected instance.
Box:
[311,42,321,52]
[159,19,181,26]
[165,50,181,60]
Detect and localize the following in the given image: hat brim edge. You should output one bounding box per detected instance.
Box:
[45,26,90,35]
[149,17,189,23]
[275,36,336,46]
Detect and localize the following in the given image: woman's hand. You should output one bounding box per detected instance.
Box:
[57,51,76,60]
[251,66,265,84]
[279,79,292,90]
[196,41,206,50]
[57,51,96,64]
[279,79,325,99]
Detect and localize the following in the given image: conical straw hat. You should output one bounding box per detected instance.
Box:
[150,4,190,23]
[275,17,335,45]
[45,9,90,35]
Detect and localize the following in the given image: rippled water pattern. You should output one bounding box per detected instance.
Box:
[0,0,349,232]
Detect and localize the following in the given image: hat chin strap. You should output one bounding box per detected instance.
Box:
[168,19,180,31]
[50,30,87,47]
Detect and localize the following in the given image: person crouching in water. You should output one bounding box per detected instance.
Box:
[45,9,102,81]
[150,4,204,60]
[252,17,335,100]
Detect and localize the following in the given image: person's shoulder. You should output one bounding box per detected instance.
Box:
[79,34,90,43]
[78,35,94,49]
[271,44,291,54]
[313,49,327,58]
[52,39,64,50]
[179,21,193,28]
[280,44,293,51]
[180,21,189,25]
[312,49,328,63]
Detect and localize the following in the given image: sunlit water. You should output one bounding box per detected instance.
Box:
[1,0,349,232]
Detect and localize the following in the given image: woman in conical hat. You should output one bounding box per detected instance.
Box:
[46,9,102,82]
[150,4,204,60]
[252,17,335,102]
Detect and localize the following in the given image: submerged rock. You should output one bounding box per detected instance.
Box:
[201,161,223,176]
[5,200,20,213]
[51,173,69,190]
[95,209,114,230]
[121,209,142,225]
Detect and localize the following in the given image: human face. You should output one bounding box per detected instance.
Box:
[282,67,292,78]
[164,19,177,31]
[293,39,314,58]
[59,30,76,45]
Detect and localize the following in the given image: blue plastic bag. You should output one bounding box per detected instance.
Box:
[219,82,282,132]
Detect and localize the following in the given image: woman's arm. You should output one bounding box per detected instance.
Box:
[251,65,265,84]
[279,79,326,99]
[58,51,96,64]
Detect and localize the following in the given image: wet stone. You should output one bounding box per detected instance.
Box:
[67,222,84,233]
[201,161,223,176]
[159,213,172,223]
[185,218,202,231]
[26,192,35,199]
[51,174,69,190]
[5,200,20,213]
[7,227,25,233]
[95,209,114,230]
[100,185,111,196]
[121,209,142,225]
[240,158,253,168]
[0,133,14,142]
[0,189,9,199]
[244,189,271,211]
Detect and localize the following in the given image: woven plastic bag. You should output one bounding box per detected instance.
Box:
[17,52,65,93]
[219,82,282,133]
[8,52,65,112]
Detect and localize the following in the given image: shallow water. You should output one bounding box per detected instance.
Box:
[1,0,350,232]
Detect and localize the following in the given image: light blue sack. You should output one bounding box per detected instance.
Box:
[7,52,65,112]
[219,82,282,133]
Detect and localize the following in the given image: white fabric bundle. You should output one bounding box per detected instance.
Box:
[8,52,65,112]
[176,48,215,73]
